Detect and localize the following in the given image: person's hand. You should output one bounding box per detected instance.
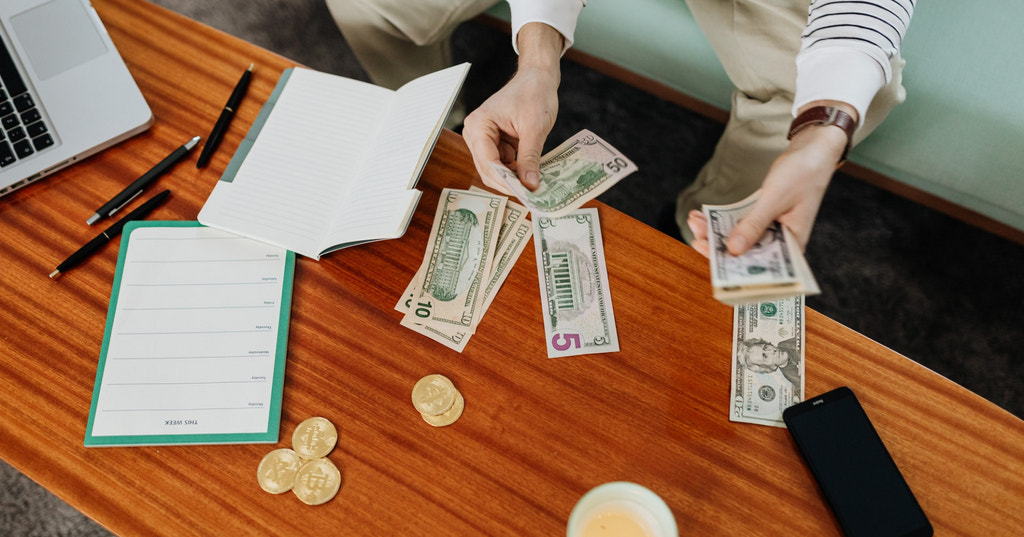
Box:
[462,23,564,195]
[688,101,855,256]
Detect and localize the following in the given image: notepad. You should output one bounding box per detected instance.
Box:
[197,63,470,259]
[84,221,295,447]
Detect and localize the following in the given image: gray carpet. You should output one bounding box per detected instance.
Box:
[3,1,1021,535]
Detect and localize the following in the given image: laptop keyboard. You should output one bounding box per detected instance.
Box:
[0,38,55,168]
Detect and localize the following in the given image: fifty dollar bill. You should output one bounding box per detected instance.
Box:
[493,129,637,218]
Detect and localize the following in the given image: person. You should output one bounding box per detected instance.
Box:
[737,337,802,397]
[324,0,914,255]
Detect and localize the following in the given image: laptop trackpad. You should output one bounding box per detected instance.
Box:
[11,0,107,81]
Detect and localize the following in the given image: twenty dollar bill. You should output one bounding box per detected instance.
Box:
[729,296,805,427]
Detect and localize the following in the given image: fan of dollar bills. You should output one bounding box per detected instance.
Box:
[397,130,636,357]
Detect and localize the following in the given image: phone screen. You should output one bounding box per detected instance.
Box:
[783,387,932,537]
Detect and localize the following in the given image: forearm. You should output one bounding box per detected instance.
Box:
[515,22,564,75]
[507,0,585,55]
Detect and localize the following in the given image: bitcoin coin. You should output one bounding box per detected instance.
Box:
[412,374,457,416]
[292,458,342,506]
[292,417,338,460]
[422,390,465,427]
[256,448,302,494]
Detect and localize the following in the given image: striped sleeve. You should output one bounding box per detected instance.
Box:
[793,0,915,123]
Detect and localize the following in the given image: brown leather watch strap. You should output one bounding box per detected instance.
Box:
[787,105,856,166]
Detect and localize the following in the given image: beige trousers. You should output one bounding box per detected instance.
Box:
[324,0,906,238]
[325,0,496,90]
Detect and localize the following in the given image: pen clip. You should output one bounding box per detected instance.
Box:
[108,189,143,217]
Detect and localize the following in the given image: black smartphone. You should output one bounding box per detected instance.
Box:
[783,386,932,537]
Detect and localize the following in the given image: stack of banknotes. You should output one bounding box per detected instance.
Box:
[397,130,637,356]
[703,192,819,306]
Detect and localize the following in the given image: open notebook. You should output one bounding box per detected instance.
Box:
[198,63,469,259]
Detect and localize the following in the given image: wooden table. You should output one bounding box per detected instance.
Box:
[2,1,1022,535]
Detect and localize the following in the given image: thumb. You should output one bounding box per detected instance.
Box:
[727,206,776,256]
[515,135,545,191]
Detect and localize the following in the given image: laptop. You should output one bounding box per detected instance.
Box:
[0,0,152,197]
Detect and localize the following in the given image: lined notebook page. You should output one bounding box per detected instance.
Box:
[86,225,291,445]
[325,63,468,247]
[201,68,393,258]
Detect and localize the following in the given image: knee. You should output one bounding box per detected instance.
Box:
[324,0,452,47]
[325,0,390,38]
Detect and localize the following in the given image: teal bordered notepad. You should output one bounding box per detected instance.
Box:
[84,221,295,447]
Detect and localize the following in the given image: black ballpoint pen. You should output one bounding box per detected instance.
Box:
[196,63,253,169]
[52,190,171,278]
[87,136,199,225]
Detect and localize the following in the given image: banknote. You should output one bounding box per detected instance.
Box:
[478,197,533,317]
[398,193,532,352]
[533,208,618,358]
[729,296,805,427]
[494,129,637,218]
[703,191,819,305]
[402,188,506,333]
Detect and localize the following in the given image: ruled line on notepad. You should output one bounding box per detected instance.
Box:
[107,380,268,386]
[111,354,271,361]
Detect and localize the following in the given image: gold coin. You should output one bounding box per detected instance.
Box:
[422,390,465,427]
[256,448,302,494]
[412,374,457,416]
[292,417,338,460]
[292,458,342,506]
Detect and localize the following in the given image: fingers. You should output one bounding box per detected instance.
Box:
[463,114,511,194]
[686,210,711,258]
[514,132,544,191]
[727,202,777,256]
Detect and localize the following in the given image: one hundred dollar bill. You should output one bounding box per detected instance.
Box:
[494,129,637,218]
[533,208,619,358]
[729,296,805,428]
[402,188,506,333]
[703,191,819,305]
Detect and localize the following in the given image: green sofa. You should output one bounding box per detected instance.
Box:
[486,0,1024,239]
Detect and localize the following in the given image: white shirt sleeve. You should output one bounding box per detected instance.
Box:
[507,0,586,55]
[793,0,915,123]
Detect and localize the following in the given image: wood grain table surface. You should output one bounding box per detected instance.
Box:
[1,1,1022,535]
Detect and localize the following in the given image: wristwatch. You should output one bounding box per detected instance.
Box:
[787,105,857,166]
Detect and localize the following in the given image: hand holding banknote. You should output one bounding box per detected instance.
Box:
[491,130,637,218]
[699,191,819,306]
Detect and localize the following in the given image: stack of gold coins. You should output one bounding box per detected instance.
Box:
[412,374,465,427]
[256,416,342,506]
